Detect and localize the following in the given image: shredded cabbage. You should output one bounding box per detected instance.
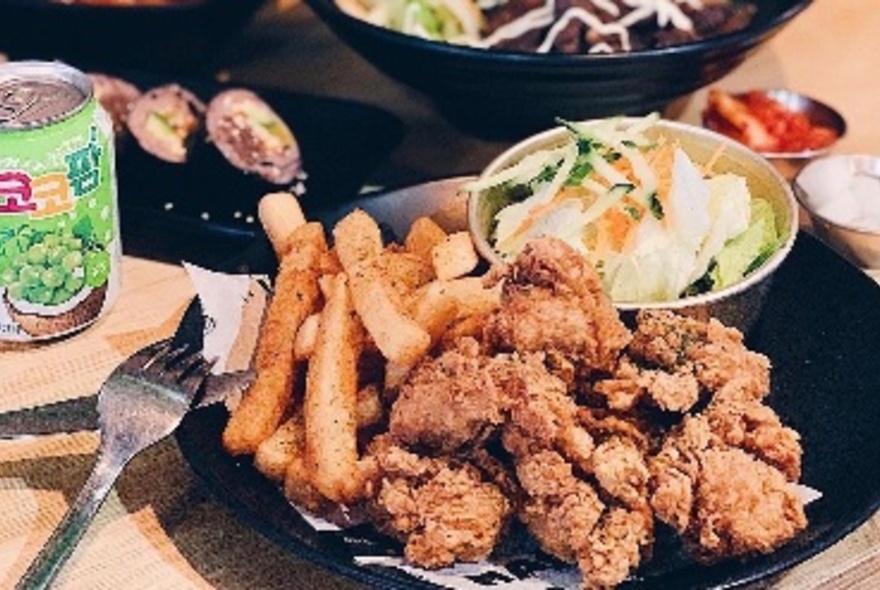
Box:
[358,0,484,43]
[465,115,784,302]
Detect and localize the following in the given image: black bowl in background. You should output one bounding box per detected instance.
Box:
[0,0,266,73]
[304,0,813,139]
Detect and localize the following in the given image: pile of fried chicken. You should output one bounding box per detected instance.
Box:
[352,237,807,589]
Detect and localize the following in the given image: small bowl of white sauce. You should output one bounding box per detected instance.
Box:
[794,154,880,268]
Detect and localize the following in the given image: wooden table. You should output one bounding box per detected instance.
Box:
[2,0,879,588]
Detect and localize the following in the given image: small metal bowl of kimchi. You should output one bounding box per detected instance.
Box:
[465,116,799,333]
[702,88,847,179]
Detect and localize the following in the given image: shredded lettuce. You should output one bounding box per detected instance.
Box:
[364,0,482,43]
[465,115,784,302]
[711,197,781,289]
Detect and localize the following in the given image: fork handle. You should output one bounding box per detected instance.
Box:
[16,449,126,590]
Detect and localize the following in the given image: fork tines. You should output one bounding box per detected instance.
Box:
[127,339,215,392]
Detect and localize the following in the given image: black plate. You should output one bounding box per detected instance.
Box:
[106,71,404,268]
[175,184,880,589]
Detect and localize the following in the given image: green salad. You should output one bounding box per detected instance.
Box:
[466,115,787,303]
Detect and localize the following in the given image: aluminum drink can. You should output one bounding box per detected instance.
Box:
[0,61,121,342]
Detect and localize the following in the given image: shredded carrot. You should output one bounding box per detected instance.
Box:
[702,143,727,177]
[599,206,637,252]
[498,185,594,251]
[611,154,637,183]
[647,143,677,229]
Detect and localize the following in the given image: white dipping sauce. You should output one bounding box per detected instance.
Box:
[796,155,880,232]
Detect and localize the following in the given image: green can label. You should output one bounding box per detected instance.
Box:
[0,65,120,342]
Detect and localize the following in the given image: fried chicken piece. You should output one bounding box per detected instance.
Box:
[650,415,711,533]
[641,369,700,412]
[593,355,701,413]
[515,449,605,563]
[498,353,655,588]
[704,399,802,481]
[649,402,807,560]
[628,310,771,403]
[577,406,652,453]
[516,450,652,588]
[590,357,643,412]
[579,506,653,589]
[694,448,805,558]
[388,337,510,453]
[590,436,650,509]
[363,442,511,569]
[484,238,631,380]
[500,352,595,471]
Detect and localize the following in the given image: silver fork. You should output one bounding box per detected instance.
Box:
[16,339,214,590]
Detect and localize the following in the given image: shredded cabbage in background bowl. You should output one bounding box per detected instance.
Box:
[465,114,787,303]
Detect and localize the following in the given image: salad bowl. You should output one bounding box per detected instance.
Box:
[467,116,799,332]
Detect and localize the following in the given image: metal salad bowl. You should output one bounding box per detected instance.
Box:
[467,118,799,333]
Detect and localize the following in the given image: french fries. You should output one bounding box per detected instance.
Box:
[332,208,383,269]
[431,231,479,280]
[406,281,462,343]
[283,453,329,514]
[347,260,431,366]
[356,383,384,428]
[374,249,435,298]
[258,191,306,259]
[222,222,326,456]
[231,191,489,511]
[293,313,320,360]
[304,273,364,503]
[404,216,447,262]
[431,276,502,317]
[254,413,305,483]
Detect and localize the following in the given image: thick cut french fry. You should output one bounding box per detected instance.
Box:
[222,223,326,456]
[304,273,364,503]
[404,216,447,262]
[284,454,330,514]
[293,312,320,360]
[384,359,415,392]
[434,276,502,317]
[406,282,461,343]
[405,277,501,340]
[318,249,343,276]
[431,231,479,280]
[253,223,327,370]
[376,249,435,299]
[318,273,336,300]
[347,260,431,366]
[356,383,384,428]
[332,208,383,270]
[254,414,306,483]
[258,192,306,259]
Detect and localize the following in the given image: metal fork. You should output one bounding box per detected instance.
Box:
[16,339,214,590]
